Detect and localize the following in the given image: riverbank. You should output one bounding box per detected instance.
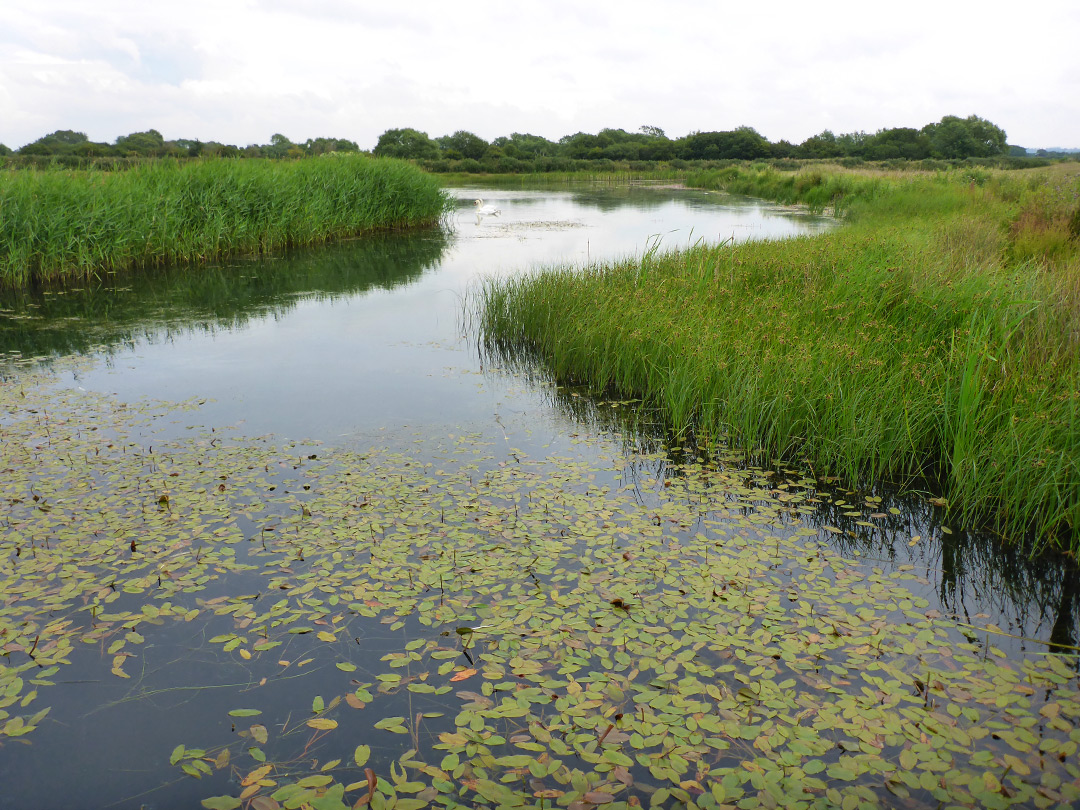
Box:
[0,155,450,288]
[479,164,1080,549]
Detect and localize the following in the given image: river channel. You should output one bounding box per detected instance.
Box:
[1,183,1077,809]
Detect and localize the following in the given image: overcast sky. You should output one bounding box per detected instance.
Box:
[2,1,1078,151]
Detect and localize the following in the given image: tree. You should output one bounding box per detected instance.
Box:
[492,133,557,158]
[173,138,205,157]
[798,130,843,159]
[437,131,489,160]
[73,141,114,157]
[864,127,931,160]
[727,126,772,159]
[927,117,978,159]
[0,143,11,156]
[771,140,797,158]
[924,115,1007,159]
[114,129,168,156]
[640,125,666,139]
[267,133,296,158]
[18,130,92,155]
[304,137,359,155]
[679,127,771,160]
[373,128,440,160]
[559,132,602,159]
[836,131,868,157]
[41,130,89,147]
[962,115,1007,156]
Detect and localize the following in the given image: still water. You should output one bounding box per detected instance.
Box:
[1,184,1077,809]
[1,186,831,443]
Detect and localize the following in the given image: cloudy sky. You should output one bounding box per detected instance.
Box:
[2,0,1078,152]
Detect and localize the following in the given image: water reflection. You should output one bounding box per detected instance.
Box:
[0,228,450,360]
[512,364,1080,658]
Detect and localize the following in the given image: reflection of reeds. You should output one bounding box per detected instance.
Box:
[479,165,1080,549]
[0,230,450,358]
[0,156,451,287]
[484,366,1080,650]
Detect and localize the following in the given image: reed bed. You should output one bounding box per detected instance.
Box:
[480,164,1080,549]
[0,155,450,287]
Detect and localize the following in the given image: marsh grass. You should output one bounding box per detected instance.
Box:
[0,155,450,287]
[480,165,1080,548]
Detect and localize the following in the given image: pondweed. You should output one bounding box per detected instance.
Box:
[480,165,1080,548]
[0,155,450,287]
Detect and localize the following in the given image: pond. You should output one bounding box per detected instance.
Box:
[1,184,1078,810]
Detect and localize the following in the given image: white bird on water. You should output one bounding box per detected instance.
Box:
[473,198,501,224]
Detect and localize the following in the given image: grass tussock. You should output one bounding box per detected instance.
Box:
[0,155,450,287]
[480,164,1080,549]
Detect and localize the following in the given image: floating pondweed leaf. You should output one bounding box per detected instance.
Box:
[3,366,1080,808]
[200,797,241,810]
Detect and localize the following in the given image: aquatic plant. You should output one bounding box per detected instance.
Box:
[0,155,451,288]
[479,165,1080,548]
[2,369,1078,809]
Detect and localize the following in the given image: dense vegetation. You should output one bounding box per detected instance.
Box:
[5,115,1076,174]
[375,115,1016,166]
[480,164,1080,549]
[0,155,450,287]
[1,128,360,161]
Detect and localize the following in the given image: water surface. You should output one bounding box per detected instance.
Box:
[1,183,1077,810]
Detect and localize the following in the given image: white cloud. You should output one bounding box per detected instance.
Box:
[1,0,1077,150]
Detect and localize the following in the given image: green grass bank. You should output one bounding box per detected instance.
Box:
[0,155,450,287]
[480,164,1080,549]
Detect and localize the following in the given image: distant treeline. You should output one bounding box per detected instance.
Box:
[378,116,1018,162]
[0,130,360,163]
[3,115,1077,172]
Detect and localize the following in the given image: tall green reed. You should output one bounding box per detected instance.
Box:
[0,155,450,287]
[479,167,1080,549]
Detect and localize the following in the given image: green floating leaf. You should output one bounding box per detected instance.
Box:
[354,745,370,767]
[295,774,334,788]
[201,797,242,810]
[374,716,406,730]
[228,709,262,717]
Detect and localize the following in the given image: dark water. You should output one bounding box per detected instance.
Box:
[1,184,1077,809]
[2,181,1076,648]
